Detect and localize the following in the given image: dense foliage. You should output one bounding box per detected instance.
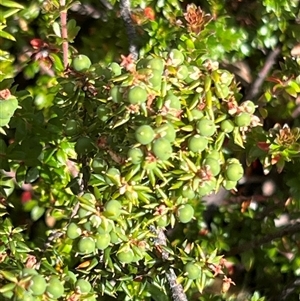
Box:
[1,0,300,300]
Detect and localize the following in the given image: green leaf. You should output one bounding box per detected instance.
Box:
[233,128,245,148]
[25,166,39,183]
[0,282,16,293]
[15,164,27,184]
[0,270,18,283]
[67,19,80,42]
[0,0,24,9]
[52,21,61,37]
[0,30,16,41]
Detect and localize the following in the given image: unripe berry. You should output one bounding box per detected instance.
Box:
[128,86,148,104]
[225,163,244,181]
[234,112,251,127]
[75,278,92,294]
[135,125,155,145]
[46,276,64,299]
[196,118,216,137]
[67,222,82,240]
[72,54,91,72]
[177,204,194,223]
[152,138,172,161]
[28,274,47,296]
[188,135,208,152]
[184,262,201,280]
[104,200,122,220]
[77,237,96,254]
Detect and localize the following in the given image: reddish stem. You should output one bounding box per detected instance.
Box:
[60,0,68,69]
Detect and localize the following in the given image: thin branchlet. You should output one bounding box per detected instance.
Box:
[150,226,188,301]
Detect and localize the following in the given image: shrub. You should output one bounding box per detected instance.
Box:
[1,0,300,300]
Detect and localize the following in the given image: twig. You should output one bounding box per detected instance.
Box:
[60,0,69,69]
[119,0,139,60]
[277,278,300,301]
[244,45,281,101]
[227,222,300,256]
[150,226,188,301]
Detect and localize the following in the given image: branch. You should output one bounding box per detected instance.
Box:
[60,0,69,69]
[227,222,300,256]
[244,45,281,101]
[151,227,188,301]
[119,0,139,60]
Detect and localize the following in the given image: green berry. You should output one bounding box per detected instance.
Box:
[188,135,208,152]
[75,278,92,294]
[136,58,150,70]
[72,54,91,72]
[148,69,162,90]
[156,123,176,142]
[97,105,110,122]
[97,219,113,234]
[135,125,155,145]
[62,82,76,95]
[105,167,121,185]
[0,116,11,127]
[203,158,221,176]
[197,118,216,137]
[91,157,108,174]
[198,180,216,196]
[206,150,220,160]
[110,86,123,103]
[75,137,94,155]
[169,49,185,66]
[110,226,123,244]
[21,268,38,277]
[184,262,201,280]
[225,163,244,181]
[191,109,204,120]
[165,92,181,110]
[220,119,235,133]
[147,57,165,73]
[241,100,256,114]
[46,276,64,299]
[109,62,122,76]
[223,180,238,190]
[182,186,196,199]
[104,200,122,219]
[65,119,79,136]
[177,65,189,80]
[67,222,82,240]
[156,215,169,227]
[152,138,172,161]
[29,274,47,296]
[95,233,111,250]
[128,148,144,164]
[128,86,148,104]
[234,112,251,127]
[177,204,194,223]
[117,248,134,263]
[77,237,96,254]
